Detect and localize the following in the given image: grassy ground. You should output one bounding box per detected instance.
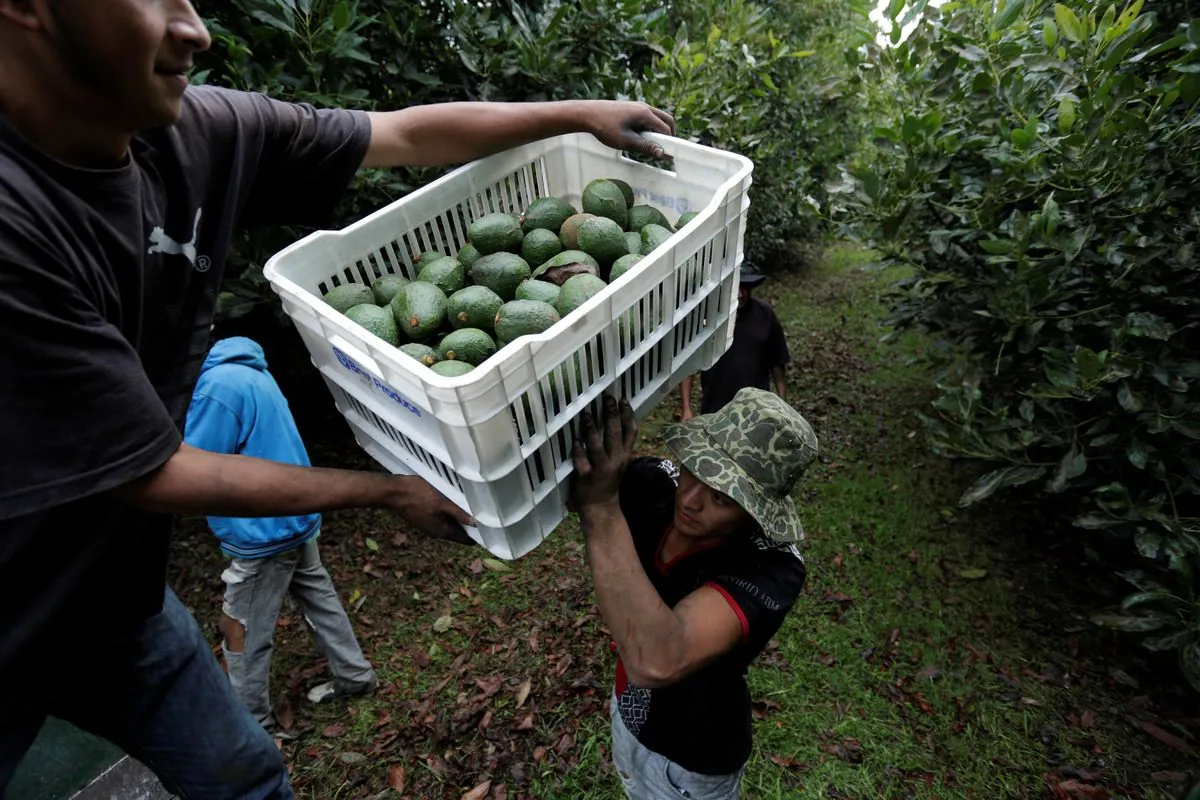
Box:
[170,246,1198,799]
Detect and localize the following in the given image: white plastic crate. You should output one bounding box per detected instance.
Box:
[262,131,753,559]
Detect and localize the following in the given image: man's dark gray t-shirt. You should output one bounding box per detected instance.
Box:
[0,86,371,682]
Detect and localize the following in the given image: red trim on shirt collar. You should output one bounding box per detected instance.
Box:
[654,523,730,575]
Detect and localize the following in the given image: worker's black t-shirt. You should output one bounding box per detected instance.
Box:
[700,296,790,414]
[613,456,807,775]
[0,86,372,683]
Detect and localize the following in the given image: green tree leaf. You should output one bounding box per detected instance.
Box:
[1048,448,1087,493]
[1107,0,1145,43]
[1054,3,1084,42]
[1073,513,1125,530]
[1134,530,1163,559]
[1101,13,1156,69]
[1127,438,1150,469]
[333,0,351,30]
[1011,127,1033,149]
[1043,18,1059,47]
[1181,640,1200,693]
[1121,589,1175,610]
[1142,630,1191,652]
[1057,97,1076,133]
[960,465,1046,506]
[992,0,1027,32]
[1090,612,1166,632]
[1117,381,1142,412]
[1126,312,1173,340]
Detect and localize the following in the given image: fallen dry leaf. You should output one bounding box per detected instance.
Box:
[1080,709,1096,730]
[274,694,294,731]
[914,666,941,682]
[469,558,484,574]
[1133,719,1195,754]
[533,745,548,762]
[392,531,409,547]
[322,723,345,738]
[751,698,781,720]
[823,591,854,604]
[515,713,535,730]
[462,781,491,800]
[515,679,532,709]
[388,764,405,793]
[768,754,808,771]
[1109,668,1139,689]
[1151,771,1188,783]
[1047,778,1109,799]
[475,676,503,697]
[491,785,508,800]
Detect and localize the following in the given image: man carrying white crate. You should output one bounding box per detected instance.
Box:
[571,390,817,799]
[0,1,675,798]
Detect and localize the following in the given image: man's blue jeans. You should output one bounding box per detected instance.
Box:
[0,586,291,800]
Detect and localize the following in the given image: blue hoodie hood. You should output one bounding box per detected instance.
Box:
[201,335,269,374]
[185,336,319,559]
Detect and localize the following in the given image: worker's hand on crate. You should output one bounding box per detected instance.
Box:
[389,475,477,545]
[568,396,638,513]
[580,101,676,160]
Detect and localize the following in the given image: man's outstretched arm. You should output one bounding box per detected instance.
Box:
[362,100,675,168]
[112,444,473,543]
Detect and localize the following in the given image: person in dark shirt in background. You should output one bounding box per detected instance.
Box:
[680,266,790,420]
[570,389,819,799]
[0,1,675,797]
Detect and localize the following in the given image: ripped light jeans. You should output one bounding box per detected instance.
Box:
[220,537,374,727]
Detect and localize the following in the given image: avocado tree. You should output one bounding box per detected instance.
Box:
[836,0,1200,688]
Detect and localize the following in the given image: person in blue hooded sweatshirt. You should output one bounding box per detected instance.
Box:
[185,336,376,738]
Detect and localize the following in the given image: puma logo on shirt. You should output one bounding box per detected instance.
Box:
[148,208,203,268]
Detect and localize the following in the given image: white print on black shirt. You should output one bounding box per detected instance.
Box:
[148,208,209,271]
[716,575,784,612]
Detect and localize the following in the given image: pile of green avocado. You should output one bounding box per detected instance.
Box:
[321,178,700,378]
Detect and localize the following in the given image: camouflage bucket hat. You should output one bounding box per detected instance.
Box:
[662,387,818,543]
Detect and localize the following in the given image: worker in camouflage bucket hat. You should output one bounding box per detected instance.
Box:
[663,386,818,544]
[570,388,817,799]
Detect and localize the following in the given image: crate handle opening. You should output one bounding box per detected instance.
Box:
[617,140,678,177]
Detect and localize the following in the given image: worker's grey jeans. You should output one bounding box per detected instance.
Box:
[610,694,745,800]
[220,537,374,727]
